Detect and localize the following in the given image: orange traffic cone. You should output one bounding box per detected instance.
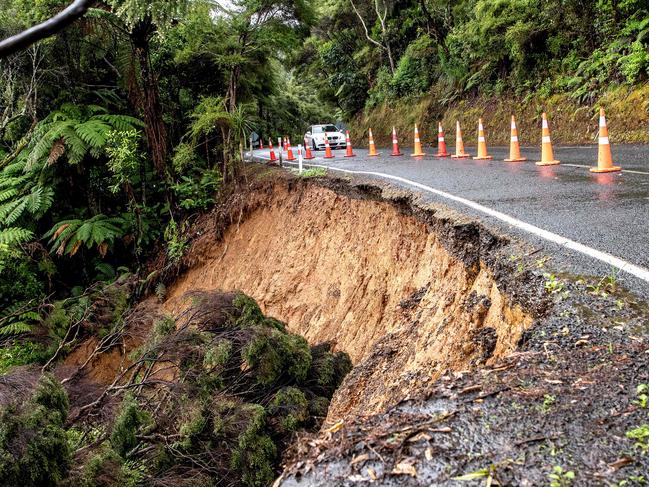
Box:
[411,124,426,157]
[268,139,277,162]
[259,137,264,149]
[473,118,493,160]
[451,121,470,159]
[368,128,380,156]
[435,122,450,157]
[323,132,334,159]
[344,130,356,157]
[390,127,403,156]
[286,138,295,161]
[591,108,621,173]
[504,115,526,162]
[304,137,315,160]
[535,113,560,166]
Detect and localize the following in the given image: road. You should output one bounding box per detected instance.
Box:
[250,144,649,296]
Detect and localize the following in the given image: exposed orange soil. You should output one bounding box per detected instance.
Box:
[164,181,533,420]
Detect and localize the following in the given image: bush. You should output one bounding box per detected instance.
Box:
[269,387,309,433]
[0,375,71,487]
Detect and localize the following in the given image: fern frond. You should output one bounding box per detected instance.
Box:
[0,199,22,221]
[0,321,33,337]
[0,188,18,202]
[95,114,144,130]
[3,198,28,225]
[75,119,111,148]
[0,227,34,245]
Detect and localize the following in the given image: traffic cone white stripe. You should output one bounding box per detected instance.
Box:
[599,136,609,145]
[542,136,551,143]
[542,119,549,129]
[478,136,485,142]
[511,135,518,142]
[439,136,445,142]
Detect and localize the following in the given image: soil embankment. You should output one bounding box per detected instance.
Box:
[164,177,541,421]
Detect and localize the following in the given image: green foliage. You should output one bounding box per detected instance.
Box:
[0,302,40,338]
[0,341,48,374]
[548,465,576,486]
[105,129,144,194]
[269,386,309,433]
[44,215,127,257]
[243,328,312,385]
[110,394,152,458]
[27,104,143,168]
[0,375,71,487]
[172,168,221,211]
[163,218,189,264]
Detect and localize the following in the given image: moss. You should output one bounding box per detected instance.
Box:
[269,387,309,434]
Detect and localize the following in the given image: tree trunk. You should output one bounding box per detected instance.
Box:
[130,19,168,179]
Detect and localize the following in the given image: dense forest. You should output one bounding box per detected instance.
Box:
[1,0,649,486]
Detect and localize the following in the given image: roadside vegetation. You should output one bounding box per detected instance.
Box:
[295,0,649,142]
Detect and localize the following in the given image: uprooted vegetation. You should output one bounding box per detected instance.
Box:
[0,291,351,487]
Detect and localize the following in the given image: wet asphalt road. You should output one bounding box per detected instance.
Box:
[251,144,649,297]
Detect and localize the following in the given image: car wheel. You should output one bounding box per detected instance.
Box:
[312,140,317,151]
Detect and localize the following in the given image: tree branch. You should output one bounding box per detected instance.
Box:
[0,0,95,59]
[349,0,385,50]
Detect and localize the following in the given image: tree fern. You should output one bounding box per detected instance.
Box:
[26,104,144,168]
[45,215,127,257]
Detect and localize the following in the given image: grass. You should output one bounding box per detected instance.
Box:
[296,167,327,178]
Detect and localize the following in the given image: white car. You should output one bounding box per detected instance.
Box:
[304,124,346,151]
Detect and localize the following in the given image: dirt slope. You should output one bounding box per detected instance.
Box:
[164,177,542,420]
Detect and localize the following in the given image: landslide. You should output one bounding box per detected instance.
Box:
[164,172,544,422]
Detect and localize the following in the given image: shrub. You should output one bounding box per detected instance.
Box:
[0,375,71,486]
[269,387,309,434]
[110,394,152,458]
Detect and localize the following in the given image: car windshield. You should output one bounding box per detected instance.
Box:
[312,125,338,134]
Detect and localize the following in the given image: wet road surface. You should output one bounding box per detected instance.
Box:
[251,144,649,296]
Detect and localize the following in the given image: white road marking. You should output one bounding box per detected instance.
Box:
[251,153,649,283]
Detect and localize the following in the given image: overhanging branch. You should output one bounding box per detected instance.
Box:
[0,0,95,59]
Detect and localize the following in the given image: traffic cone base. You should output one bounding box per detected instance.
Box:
[535,160,560,166]
[590,165,621,173]
[436,151,450,157]
[473,155,493,160]
[504,156,527,162]
[451,154,470,159]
